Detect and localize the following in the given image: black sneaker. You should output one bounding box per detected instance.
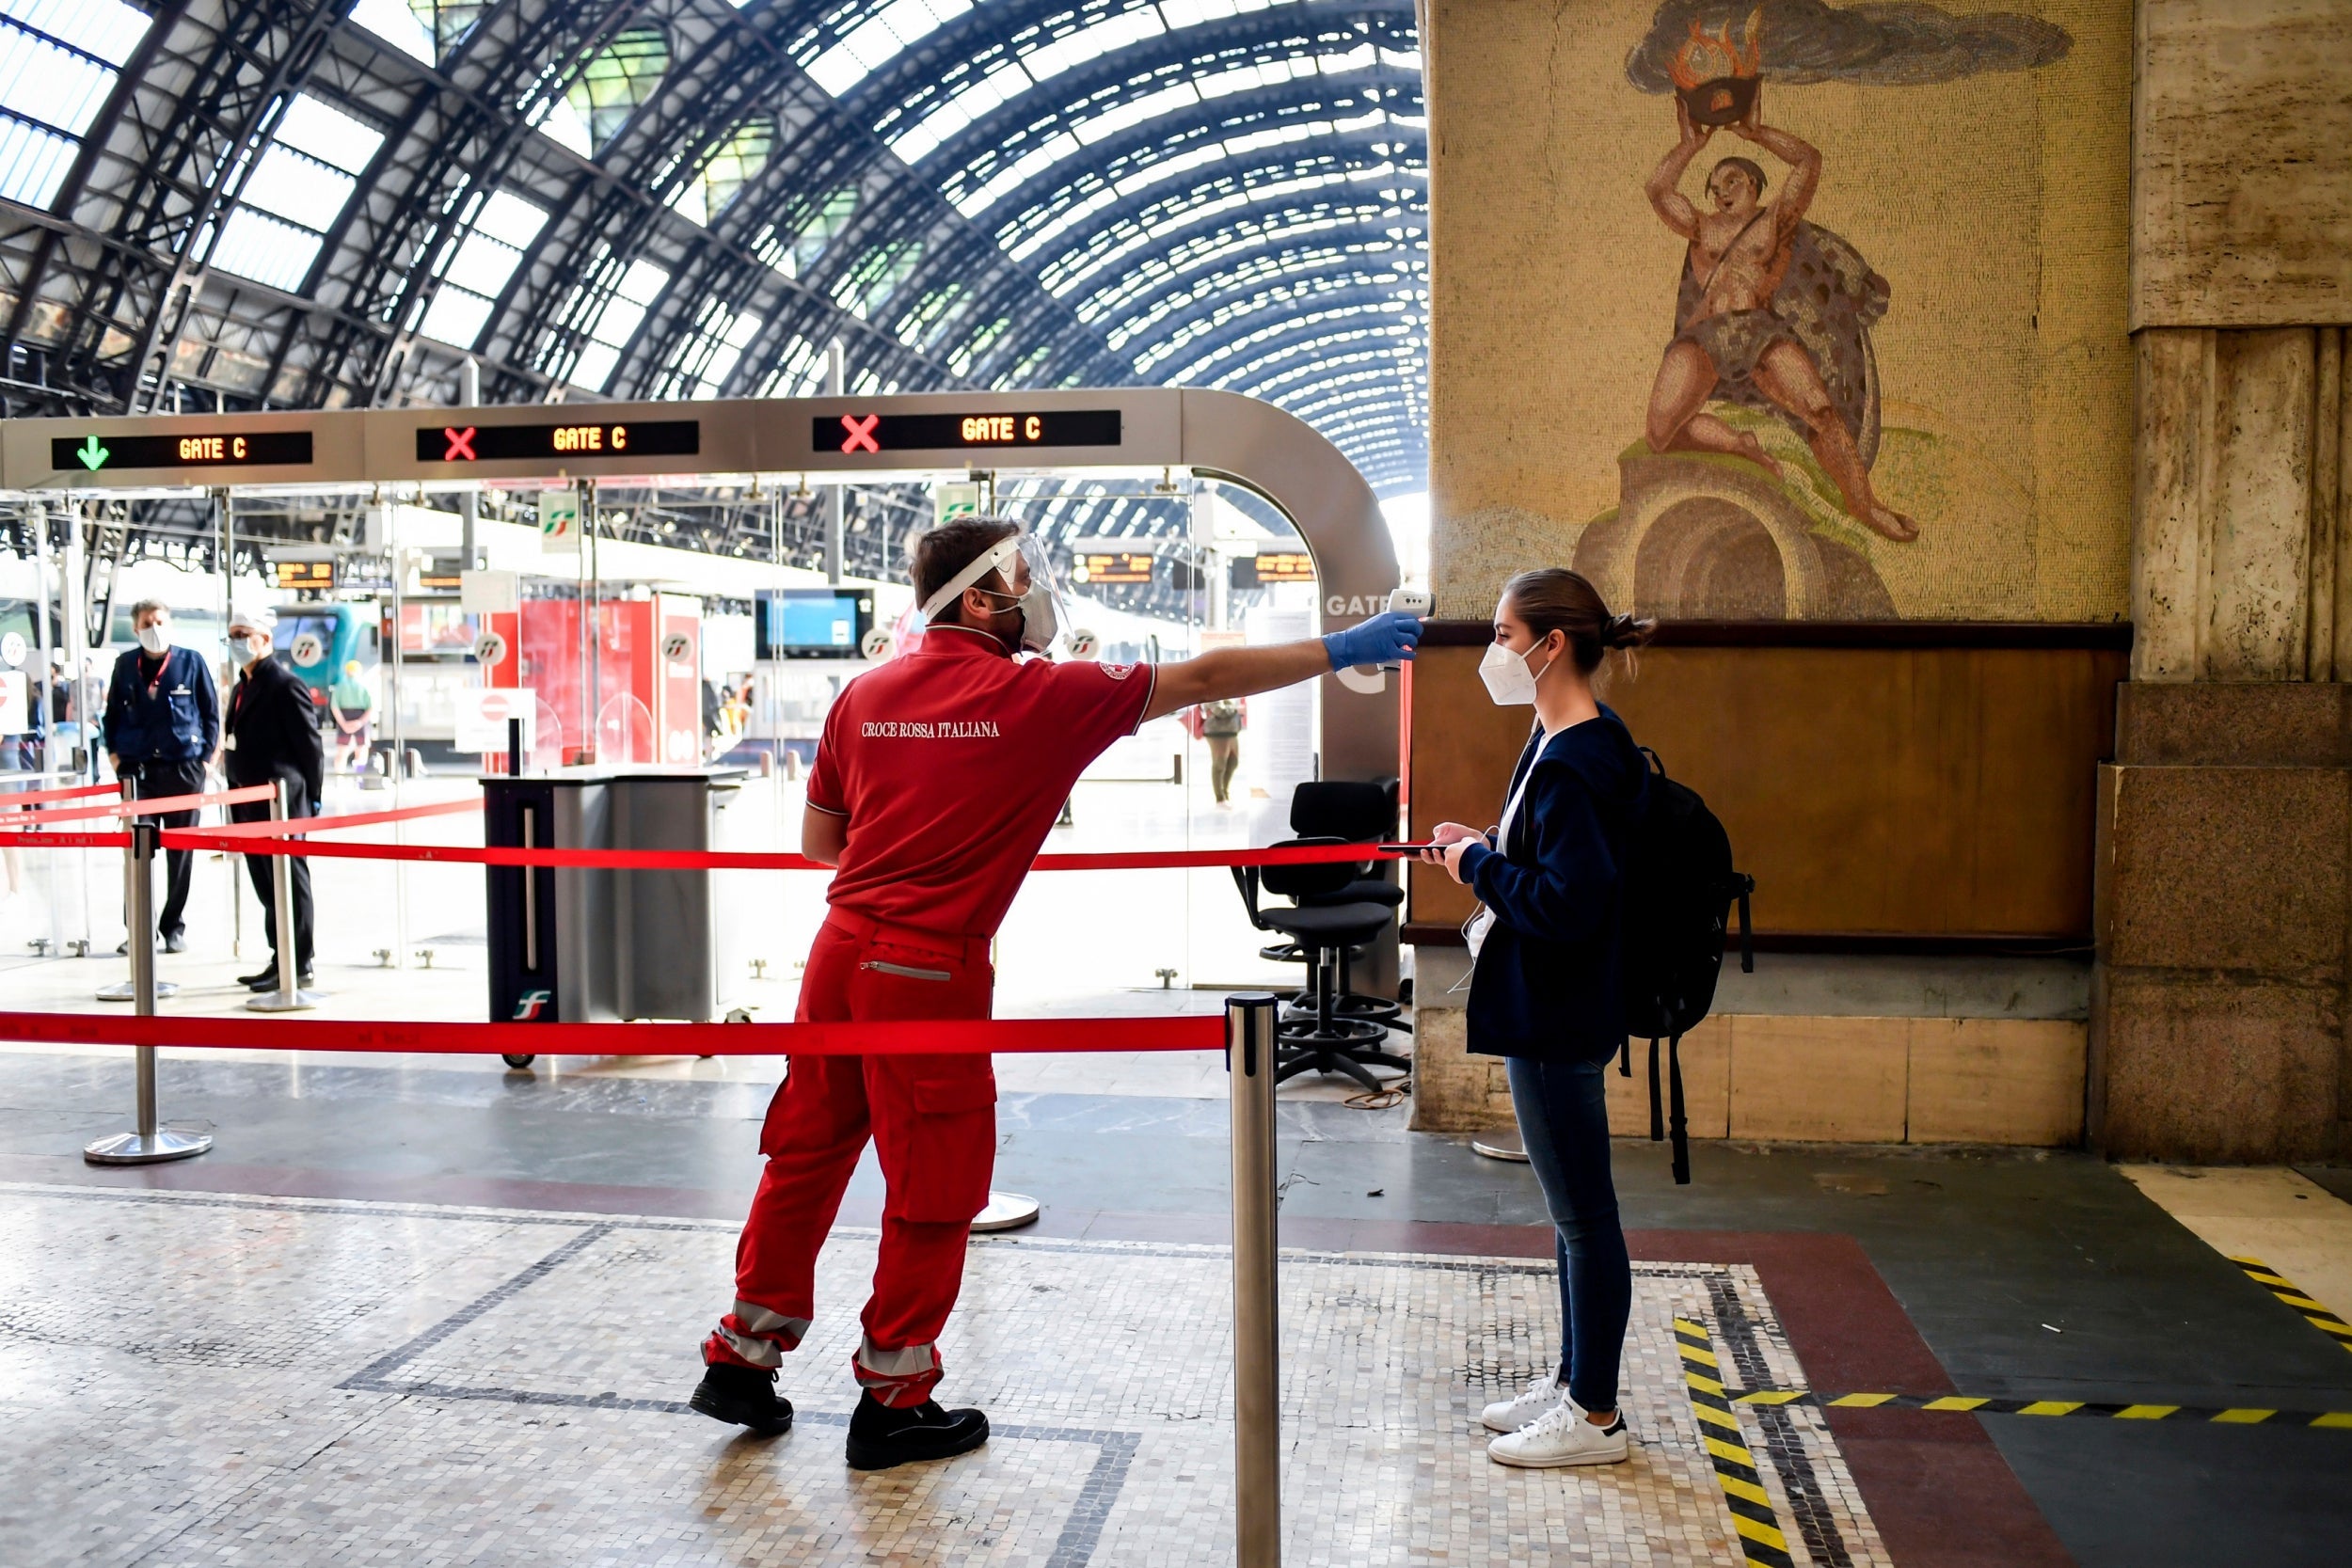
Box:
[845,1391,989,1470]
[689,1362,793,1436]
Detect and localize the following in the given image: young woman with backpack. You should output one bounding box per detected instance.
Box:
[1422,567,1654,1467]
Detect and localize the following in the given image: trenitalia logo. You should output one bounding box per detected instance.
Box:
[513,990,553,1021]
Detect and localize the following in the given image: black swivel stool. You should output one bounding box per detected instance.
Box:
[1281,779,1408,1035]
[1231,837,1411,1093]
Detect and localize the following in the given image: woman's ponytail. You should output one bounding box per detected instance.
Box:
[1501,569,1656,673]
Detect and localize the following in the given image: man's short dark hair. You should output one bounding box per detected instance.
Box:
[911,516,1022,623]
[1710,157,1766,198]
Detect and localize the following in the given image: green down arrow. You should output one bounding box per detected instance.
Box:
[74,436,108,471]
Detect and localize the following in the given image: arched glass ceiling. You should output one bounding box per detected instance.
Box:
[0,0,1423,562]
[794,0,1426,492]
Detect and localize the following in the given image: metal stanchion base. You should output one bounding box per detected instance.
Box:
[84,1128,213,1165]
[97,979,179,1002]
[245,989,324,1012]
[1470,1129,1531,1163]
[970,1191,1041,1232]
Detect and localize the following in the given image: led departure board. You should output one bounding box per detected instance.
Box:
[272,560,336,591]
[417,420,700,463]
[51,430,312,473]
[1069,551,1156,586]
[819,410,1121,453]
[1232,550,1315,588]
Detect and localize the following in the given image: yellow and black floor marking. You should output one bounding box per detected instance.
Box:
[1728,1388,2352,1429]
[1674,1315,1796,1568]
[2229,1255,2352,1355]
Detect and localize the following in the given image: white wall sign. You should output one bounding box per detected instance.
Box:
[454,686,536,753]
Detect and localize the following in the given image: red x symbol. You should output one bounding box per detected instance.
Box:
[839,413,880,454]
[443,425,478,462]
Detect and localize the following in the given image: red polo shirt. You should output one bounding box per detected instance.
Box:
[805,624,1155,937]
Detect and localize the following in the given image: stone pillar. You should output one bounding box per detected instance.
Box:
[2091,0,2352,1163]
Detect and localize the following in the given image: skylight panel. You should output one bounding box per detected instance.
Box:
[1075,81,1198,145]
[571,259,671,390]
[274,93,385,174]
[418,287,493,349]
[348,0,433,64]
[954,132,1075,218]
[238,145,357,226]
[807,0,969,98]
[1,0,146,65]
[694,309,763,397]
[475,189,548,249]
[1021,8,1165,86]
[0,114,71,207]
[209,210,324,294]
[0,26,115,136]
[889,59,1029,166]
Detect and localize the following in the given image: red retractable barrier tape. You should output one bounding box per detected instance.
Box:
[194,797,477,838]
[0,1009,1221,1056]
[0,784,277,826]
[153,830,1404,873]
[0,781,124,809]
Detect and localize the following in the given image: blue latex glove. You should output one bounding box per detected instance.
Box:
[1322,610,1424,671]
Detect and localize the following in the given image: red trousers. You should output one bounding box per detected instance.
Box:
[707,910,996,1406]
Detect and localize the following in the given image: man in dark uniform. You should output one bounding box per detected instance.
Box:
[222,607,324,990]
[102,599,219,953]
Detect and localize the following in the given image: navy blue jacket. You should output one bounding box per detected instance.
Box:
[103,645,219,766]
[1457,705,1647,1063]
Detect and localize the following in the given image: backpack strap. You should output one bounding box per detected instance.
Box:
[1668,1033,1692,1186]
[1646,1037,1663,1143]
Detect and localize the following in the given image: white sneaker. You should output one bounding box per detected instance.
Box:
[1479,1370,1568,1433]
[1486,1400,1631,1467]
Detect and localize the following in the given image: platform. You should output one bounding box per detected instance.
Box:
[2,1180,1892,1567]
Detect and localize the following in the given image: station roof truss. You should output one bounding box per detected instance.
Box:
[0,0,1423,562]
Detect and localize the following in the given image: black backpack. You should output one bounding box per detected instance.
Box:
[1619,746,1754,1185]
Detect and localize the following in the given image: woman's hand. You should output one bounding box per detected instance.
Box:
[1419,829,1479,885]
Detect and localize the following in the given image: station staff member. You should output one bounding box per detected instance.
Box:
[222,607,324,991]
[103,599,219,954]
[691,515,1422,1470]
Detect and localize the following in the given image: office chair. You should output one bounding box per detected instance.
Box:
[1231,837,1411,1093]
[1282,779,1408,1034]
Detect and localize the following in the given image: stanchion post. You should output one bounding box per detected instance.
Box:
[247,777,319,1011]
[85,819,211,1164]
[1227,992,1281,1568]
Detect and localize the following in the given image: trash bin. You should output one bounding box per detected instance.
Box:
[484,766,746,1031]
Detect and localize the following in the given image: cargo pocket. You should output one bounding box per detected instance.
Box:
[897,1070,997,1223]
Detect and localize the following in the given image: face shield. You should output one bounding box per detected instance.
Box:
[919,532,1071,657]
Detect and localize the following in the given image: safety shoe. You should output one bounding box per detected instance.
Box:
[1486,1401,1629,1467]
[1480,1370,1567,1433]
[845,1392,989,1470]
[689,1361,793,1436]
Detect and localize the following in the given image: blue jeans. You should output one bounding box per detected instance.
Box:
[1507,1055,1631,1414]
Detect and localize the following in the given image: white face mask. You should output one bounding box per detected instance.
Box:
[1478,639,1551,705]
[230,636,264,669]
[135,624,168,656]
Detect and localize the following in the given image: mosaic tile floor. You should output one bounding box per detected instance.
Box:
[0,1182,1890,1567]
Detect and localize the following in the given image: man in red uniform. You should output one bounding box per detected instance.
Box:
[691,515,1422,1468]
